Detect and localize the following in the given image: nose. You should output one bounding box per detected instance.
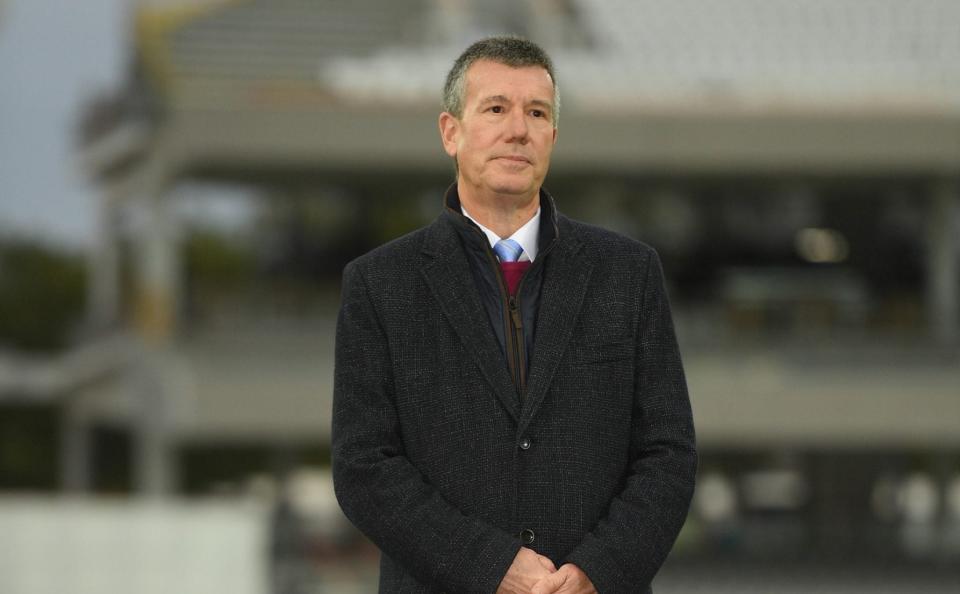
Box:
[506,109,529,143]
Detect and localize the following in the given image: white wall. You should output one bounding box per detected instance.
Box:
[0,497,269,594]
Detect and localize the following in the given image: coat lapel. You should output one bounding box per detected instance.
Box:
[520,230,592,430]
[420,220,521,422]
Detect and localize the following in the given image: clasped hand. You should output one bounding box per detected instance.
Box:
[496,547,596,594]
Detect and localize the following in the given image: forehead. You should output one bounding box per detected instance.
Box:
[463,59,555,102]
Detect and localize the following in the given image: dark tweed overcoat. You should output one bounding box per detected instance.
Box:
[332,197,697,594]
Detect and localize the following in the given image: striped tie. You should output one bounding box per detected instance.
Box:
[494,238,524,263]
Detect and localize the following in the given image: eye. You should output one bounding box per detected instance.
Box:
[490,105,503,114]
[531,109,544,118]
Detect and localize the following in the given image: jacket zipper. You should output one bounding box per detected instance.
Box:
[466,214,559,399]
[480,244,525,395]
[483,234,559,399]
[508,295,526,395]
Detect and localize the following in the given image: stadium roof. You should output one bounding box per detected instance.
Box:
[143,0,960,114]
[83,0,960,180]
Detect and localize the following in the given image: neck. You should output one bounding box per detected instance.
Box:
[458,186,540,239]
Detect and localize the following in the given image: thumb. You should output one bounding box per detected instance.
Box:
[530,570,565,594]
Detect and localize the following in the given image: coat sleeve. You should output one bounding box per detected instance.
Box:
[563,250,697,593]
[331,261,521,593]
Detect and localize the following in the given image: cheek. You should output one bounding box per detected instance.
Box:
[464,125,498,148]
[538,136,555,159]
[461,138,490,163]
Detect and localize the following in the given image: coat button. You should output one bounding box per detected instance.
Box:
[520,528,535,544]
[519,437,532,450]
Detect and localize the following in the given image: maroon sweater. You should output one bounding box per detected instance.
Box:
[500,260,531,295]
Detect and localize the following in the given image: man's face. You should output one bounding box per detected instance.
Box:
[439,60,558,203]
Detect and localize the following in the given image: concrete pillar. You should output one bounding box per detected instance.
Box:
[926,180,960,345]
[133,346,175,495]
[131,191,178,494]
[87,186,122,334]
[129,142,181,495]
[134,192,179,344]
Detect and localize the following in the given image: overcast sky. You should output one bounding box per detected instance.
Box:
[0,0,127,249]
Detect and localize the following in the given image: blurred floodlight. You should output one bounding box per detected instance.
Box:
[794,227,850,264]
[946,475,960,521]
[285,468,355,542]
[741,469,809,511]
[897,473,940,523]
[694,472,738,522]
[287,469,335,517]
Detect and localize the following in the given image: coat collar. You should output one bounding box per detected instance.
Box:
[437,183,561,257]
[420,208,521,420]
[420,185,592,426]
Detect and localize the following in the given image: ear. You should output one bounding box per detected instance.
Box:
[552,126,558,145]
[438,111,460,158]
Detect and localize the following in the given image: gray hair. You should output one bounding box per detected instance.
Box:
[442,36,560,127]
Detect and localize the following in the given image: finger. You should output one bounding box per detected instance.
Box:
[536,554,557,572]
[530,571,564,594]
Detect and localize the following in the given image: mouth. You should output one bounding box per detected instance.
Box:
[494,156,532,165]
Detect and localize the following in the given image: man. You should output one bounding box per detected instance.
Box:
[332,36,696,594]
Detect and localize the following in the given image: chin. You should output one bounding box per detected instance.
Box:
[487,177,537,197]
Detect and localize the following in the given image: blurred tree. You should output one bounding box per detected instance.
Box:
[184,229,255,290]
[182,229,256,320]
[0,241,86,352]
[0,404,58,490]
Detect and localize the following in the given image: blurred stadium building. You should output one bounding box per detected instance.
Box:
[3,0,960,592]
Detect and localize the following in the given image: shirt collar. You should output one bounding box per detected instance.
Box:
[460,205,541,262]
